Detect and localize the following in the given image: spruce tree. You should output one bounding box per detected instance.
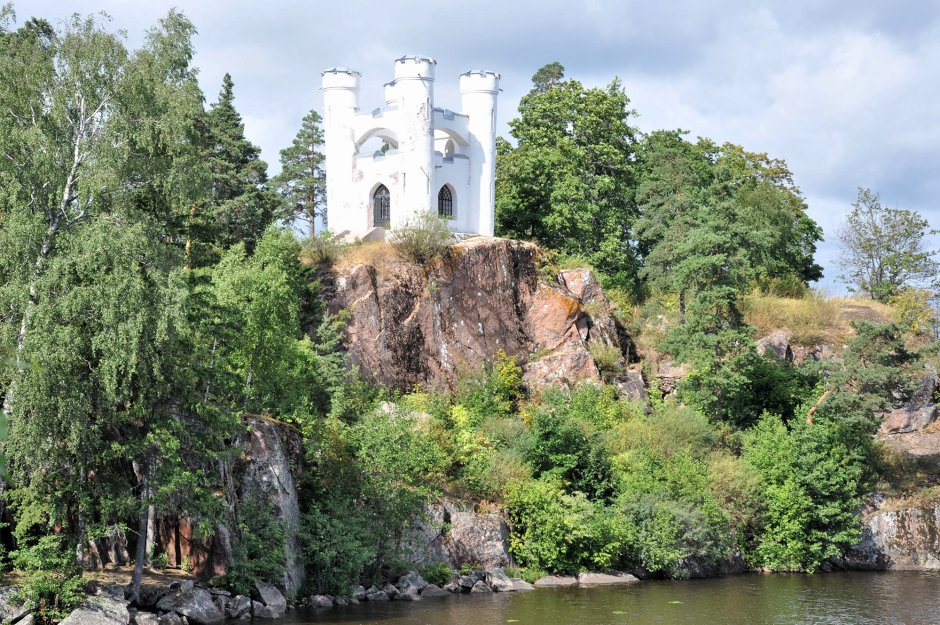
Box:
[274,109,325,235]
[197,73,276,260]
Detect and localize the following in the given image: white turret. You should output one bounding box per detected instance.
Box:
[459,70,500,236]
[321,57,499,240]
[321,68,360,235]
[390,55,436,228]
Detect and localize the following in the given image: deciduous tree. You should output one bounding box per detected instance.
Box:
[837,187,937,302]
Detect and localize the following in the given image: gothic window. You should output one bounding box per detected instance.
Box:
[372,184,390,228]
[438,185,453,219]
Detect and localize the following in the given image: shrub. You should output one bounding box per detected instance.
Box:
[389,212,453,264]
[302,230,347,265]
[419,562,454,587]
[587,341,622,377]
[227,494,287,596]
[12,536,86,624]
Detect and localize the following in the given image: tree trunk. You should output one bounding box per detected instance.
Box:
[129,459,151,604]
[145,504,156,567]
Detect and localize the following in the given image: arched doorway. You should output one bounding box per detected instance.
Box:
[438,185,453,219]
[372,184,390,228]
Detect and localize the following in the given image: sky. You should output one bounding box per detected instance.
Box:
[19,0,940,290]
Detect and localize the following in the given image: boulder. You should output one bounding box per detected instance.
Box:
[253,582,286,617]
[14,616,31,625]
[396,587,421,602]
[350,586,366,601]
[223,596,250,620]
[419,584,450,598]
[842,498,940,570]
[655,362,688,396]
[457,575,476,591]
[484,568,514,592]
[443,582,460,593]
[333,597,348,607]
[614,369,648,402]
[533,576,578,588]
[381,584,399,600]
[882,375,939,434]
[396,572,427,592]
[756,331,793,363]
[576,572,639,585]
[469,581,491,593]
[0,586,32,624]
[60,597,130,625]
[132,613,159,625]
[308,595,333,609]
[365,589,389,602]
[155,588,224,625]
[135,586,168,610]
[510,579,535,591]
[157,613,182,625]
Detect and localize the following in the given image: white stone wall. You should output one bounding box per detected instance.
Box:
[322,56,499,239]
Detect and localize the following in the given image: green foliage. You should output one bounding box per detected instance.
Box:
[743,414,867,571]
[193,73,277,262]
[389,212,453,264]
[838,187,937,302]
[496,65,640,291]
[299,408,446,593]
[419,562,454,587]
[12,536,86,624]
[227,494,287,596]
[587,342,622,377]
[301,230,346,266]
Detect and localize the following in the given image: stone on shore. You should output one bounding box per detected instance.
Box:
[60,597,130,625]
[577,572,639,585]
[533,575,578,587]
[155,588,224,625]
[469,581,491,593]
[419,584,450,598]
[484,568,514,592]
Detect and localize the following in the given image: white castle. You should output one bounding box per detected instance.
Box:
[321,56,500,239]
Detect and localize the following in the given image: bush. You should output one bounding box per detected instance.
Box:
[12,536,86,624]
[302,230,347,265]
[419,562,454,587]
[587,341,622,377]
[227,494,286,596]
[389,212,453,264]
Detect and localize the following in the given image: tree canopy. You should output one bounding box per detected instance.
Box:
[837,187,937,302]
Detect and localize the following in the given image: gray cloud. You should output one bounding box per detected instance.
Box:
[20,0,940,289]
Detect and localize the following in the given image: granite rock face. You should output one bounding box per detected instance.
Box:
[328,238,634,393]
[881,375,939,434]
[398,500,511,570]
[842,497,940,570]
[60,598,130,625]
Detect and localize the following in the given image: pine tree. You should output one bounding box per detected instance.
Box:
[274,109,325,235]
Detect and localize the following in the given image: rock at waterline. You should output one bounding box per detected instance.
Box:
[382,583,399,600]
[396,572,428,592]
[253,582,286,616]
[469,581,492,593]
[533,575,578,587]
[577,572,640,585]
[223,596,250,620]
[484,568,515,592]
[60,597,130,625]
[309,595,333,609]
[155,587,224,625]
[419,584,450,598]
[511,579,535,591]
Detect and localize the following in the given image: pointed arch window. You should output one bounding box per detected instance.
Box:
[372,184,390,228]
[438,185,453,219]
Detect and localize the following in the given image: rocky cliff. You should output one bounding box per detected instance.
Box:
[326,237,641,396]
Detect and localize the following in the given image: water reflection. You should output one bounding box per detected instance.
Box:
[277,572,940,625]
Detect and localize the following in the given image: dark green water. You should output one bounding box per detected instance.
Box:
[281,572,940,625]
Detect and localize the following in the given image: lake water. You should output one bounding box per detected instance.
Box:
[281,571,940,625]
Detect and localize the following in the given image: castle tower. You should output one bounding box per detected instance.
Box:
[321,68,360,235]
[460,70,500,237]
[390,55,436,229]
[321,58,499,240]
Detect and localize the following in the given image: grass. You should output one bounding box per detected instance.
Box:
[742,291,893,345]
[588,341,623,376]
